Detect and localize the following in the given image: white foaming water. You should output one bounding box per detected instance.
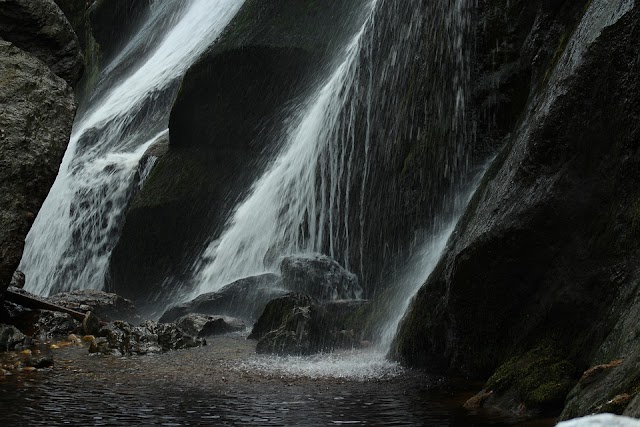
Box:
[236,349,403,381]
[193,1,378,296]
[21,0,244,296]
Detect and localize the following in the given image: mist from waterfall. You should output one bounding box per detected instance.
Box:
[20,0,244,296]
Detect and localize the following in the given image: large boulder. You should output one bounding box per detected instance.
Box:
[174,314,245,338]
[0,40,76,292]
[0,0,84,86]
[248,293,317,341]
[159,273,286,323]
[108,0,371,308]
[250,293,366,355]
[280,254,363,301]
[393,1,640,419]
[48,289,140,324]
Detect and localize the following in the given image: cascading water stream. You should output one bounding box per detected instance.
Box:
[20,0,244,296]
[194,0,473,310]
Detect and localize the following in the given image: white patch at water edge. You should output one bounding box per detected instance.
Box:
[557,414,640,427]
[234,349,403,381]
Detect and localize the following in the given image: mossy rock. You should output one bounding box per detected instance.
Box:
[486,346,576,412]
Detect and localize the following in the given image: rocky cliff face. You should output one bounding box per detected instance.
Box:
[0,0,83,295]
[393,0,640,419]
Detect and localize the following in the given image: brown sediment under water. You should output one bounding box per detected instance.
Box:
[0,334,556,426]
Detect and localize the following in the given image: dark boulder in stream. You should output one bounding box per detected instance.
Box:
[159,273,286,323]
[250,293,366,356]
[174,313,245,338]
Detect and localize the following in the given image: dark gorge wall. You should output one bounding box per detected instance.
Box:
[0,0,82,294]
[394,1,640,419]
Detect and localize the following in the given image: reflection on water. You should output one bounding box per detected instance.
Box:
[0,336,554,426]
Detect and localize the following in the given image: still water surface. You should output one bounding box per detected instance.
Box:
[0,335,555,426]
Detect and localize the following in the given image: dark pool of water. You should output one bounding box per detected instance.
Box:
[0,337,555,426]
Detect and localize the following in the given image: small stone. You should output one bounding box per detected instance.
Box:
[9,271,25,289]
[21,366,36,372]
[25,353,54,369]
[82,335,96,342]
[82,311,101,336]
[20,349,31,355]
[464,389,494,410]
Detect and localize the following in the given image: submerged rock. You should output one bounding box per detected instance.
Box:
[280,254,363,301]
[89,320,205,356]
[159,274,286,323]
[175,314,245,338]
[25,351,54,369]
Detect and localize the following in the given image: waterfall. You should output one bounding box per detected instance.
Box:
[20,0,244,296]
[194,0,473,347]
[193,3,378,295]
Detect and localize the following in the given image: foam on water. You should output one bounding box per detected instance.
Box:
[236,349,403,381]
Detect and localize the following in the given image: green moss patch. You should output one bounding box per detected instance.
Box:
[486,346,576,411]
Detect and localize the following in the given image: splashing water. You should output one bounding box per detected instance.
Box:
[237,349,403,381]
[20,0,244,296]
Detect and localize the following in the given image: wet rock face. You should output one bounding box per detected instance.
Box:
[0,0,84,86]
[48,290,141,324]
[174,314,245,338]
[394,2,640,419]
[280,255,363,301]
[159,274,286,323]
[89,320,205,356]
[9,271,25,289]
[0,325,26,351]
[249,293,317,342]
[250,293,365,356]
[0,40,76,291]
